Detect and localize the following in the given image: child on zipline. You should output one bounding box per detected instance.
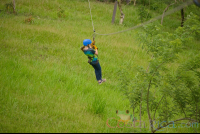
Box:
[81,39,106,85]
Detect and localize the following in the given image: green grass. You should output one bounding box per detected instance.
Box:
[0,0,200,133]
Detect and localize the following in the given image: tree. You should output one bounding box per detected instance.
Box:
[120,12,200,133]
[118,0,125,24]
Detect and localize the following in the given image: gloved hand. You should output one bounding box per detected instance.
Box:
[91,40,98,50]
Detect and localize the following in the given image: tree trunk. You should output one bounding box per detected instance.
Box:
[147,80,153,133]
[126,0,130,4]
[13,0,16,14]
[146,61,166,133]
[133,0,137,6]
[140,90,143,132]
[118,0,125,25]
[181,8,184,27]
[161,3,175,25]
[112,0,118,24]
[149,0,150,10]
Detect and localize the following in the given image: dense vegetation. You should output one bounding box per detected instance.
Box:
[0,0,200,133]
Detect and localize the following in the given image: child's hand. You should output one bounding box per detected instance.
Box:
[91,40,95,45]
[91,41,98,50]
[92,45,98,50]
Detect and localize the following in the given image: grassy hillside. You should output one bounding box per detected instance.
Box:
[0,0,199,133]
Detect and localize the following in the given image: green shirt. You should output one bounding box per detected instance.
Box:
[83,48,98,64]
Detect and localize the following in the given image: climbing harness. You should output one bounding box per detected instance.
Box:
[87,0,194,36]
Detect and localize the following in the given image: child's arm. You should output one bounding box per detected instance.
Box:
[91,41,98,50]
[95,49,98,55]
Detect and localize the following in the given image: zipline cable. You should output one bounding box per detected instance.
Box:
[88,0,96,39]
[88,0,193,36]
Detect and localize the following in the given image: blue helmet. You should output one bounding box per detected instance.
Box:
[83,39,92,46]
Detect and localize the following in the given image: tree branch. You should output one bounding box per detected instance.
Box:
[153,95,164,120]
[147,78,153,133]
[167,93,187,118]
[147,61,166,133]
[153,118,199,133]
[151,61,166,78]
[161,3,175,25]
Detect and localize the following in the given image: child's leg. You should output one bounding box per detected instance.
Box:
[91,62,102,81]
[95,62,102,80]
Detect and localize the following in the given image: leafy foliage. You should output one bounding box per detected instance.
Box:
[137,5,151,23]
[119,12,200,132]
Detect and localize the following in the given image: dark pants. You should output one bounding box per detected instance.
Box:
[90,61,102,81]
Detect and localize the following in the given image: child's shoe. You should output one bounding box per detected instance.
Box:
[98,79,106,85]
